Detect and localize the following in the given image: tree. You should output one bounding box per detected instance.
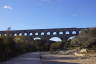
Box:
[3,36,17,57]
[71,28,96,49]
[31,39,49,51]
[50,42,62,51]
[0,37,5,61]
[14,36,32,53]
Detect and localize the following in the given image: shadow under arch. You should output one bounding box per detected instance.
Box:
[49,37,62,42]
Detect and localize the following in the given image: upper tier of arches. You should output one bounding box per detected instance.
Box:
[0,28,84,36]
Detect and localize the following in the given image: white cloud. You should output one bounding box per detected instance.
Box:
[3,5,13,10]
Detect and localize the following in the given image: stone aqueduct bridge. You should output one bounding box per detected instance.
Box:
[0,28,86,41]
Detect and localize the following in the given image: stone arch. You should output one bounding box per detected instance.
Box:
[76,31,79,34]
[29,33,33,36]
[59,32,63,35]
[34,37,41,40]
[67,36,76,40]
[72,31,76,34]
[35,32,38,35]
[24,33,27,36]
[19,33,22,36]
[53,32,57,35]
[49,37,62,41]
[66,31,70,34]
[47,32,50,35]
[14,33,17,36]
[41,32,44,35]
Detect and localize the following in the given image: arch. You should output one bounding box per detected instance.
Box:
[47,32,50,35]
[59,32,63,34]
[35,32,38,35]
[29,33,33,36]
[41,32,44,35]
[34,37,41,40]
[76,31,79,34]
[53,32,57,35]
[66,31,69,34]
[19,33,22,36]
[24,33,27,36]
[0,34,1,36]
[14,33,17,36]
[72,31,76,34]
[67,36,76,40]
[49,37,62,42]
[4,34,7,36]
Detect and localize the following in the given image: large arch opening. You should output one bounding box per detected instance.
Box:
[68,36,76,40]
[49,37,62,42]
[34,37,41,40]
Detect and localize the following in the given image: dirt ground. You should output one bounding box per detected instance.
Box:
[41,52,96,64]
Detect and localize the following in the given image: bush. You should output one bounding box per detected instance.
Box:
[31,39,49,51]
[71,28,96,49]
[0,36,17,61]
[50,42,62,51]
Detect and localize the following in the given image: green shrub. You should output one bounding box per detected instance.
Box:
[50,42,62,51]
[71,28,96,49]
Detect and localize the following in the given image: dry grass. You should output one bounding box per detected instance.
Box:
[41,51,96,64]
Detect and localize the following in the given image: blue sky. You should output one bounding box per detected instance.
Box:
[0,0,96,31]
